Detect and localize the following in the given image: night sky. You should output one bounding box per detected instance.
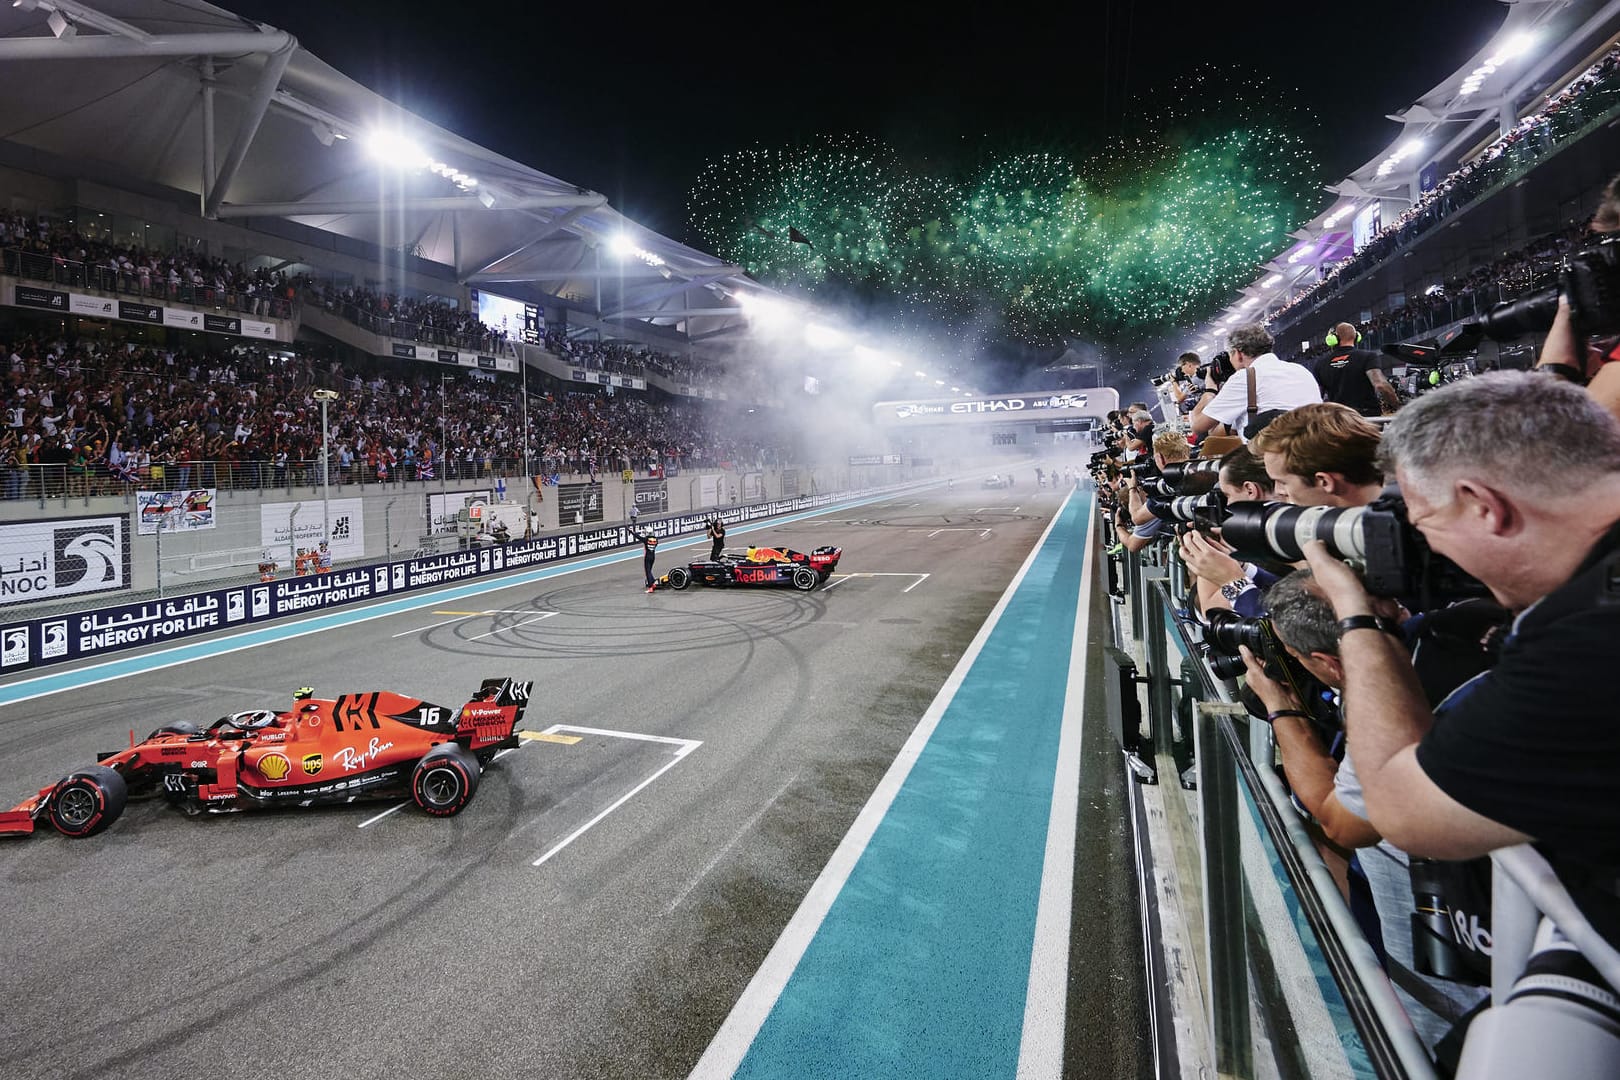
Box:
[228,0,1493,242]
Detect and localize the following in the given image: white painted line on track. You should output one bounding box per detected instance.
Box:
[901,573,930,593]
[531,723,701,868]
[1016,497,1095,1077]
[464,611,559,641]
[689,492,1077,1080]
[661,771,799,917]
[980,529,993,539]
[357,801,410,829]
[819,575,854,591]
[391,614,472,638]
[926,528,975,537]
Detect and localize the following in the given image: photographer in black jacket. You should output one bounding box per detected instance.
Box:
[1303,371,1620,953]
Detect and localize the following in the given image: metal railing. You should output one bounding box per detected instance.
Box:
[1105,521,1437,1079]
[2,247,293,320]
[309,296,506,353]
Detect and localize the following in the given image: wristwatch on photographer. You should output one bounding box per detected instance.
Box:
[1337,614,1402,637]
[1218,576,1254,604]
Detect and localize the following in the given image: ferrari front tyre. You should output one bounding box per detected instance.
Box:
[412,743,480,817]
[667,567,690,590]
[792,567,818,591]
[48,765,128,838]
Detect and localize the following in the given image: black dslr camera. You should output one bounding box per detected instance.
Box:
[1220,488,1489,612]
[1479,235,1620,343]
[1201,609,1332,728]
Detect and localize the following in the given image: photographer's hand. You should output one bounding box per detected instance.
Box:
[1179,530,1243,585]
[1301,540,1374,618]
[1238,645,1302,715]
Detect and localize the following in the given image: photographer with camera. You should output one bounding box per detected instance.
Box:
[1124,408,1156,457]
[1190,323,1322,440]
[1111,430,1191,556]
[1164,352,1204,415]
[1237,572,1486,1050]
[1535,173,1620,421]
[1176,446,1280,617]
[1248,403,1385,509]
[1301,372,1620,962]
[1314,322,1401,417]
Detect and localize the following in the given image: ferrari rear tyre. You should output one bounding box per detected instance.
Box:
[792,567,818,591]
[48,765,127,838]
[412,743,480,817]
[667,566,690,590]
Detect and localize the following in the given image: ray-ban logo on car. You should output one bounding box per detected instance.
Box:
[54,525,119,588]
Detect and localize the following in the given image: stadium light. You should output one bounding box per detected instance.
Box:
[1321,204,1357,229]
[1288,244,1314,263]
[935,379,945,386]
[364,131,431,170]
[950,386,959,391]
[914,370,928,379]
[1262,273,1283,287]
[609,232,666,268]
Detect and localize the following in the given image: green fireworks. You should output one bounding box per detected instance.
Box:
[689,75,1320,341]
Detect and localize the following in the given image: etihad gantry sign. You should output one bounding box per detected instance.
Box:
[872,388,1121,427]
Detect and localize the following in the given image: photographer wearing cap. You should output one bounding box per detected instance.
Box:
[1314,322,1401,417]
[1303,371,1620,949]
[1248,402,1385,508]
[1190,323,1322,440]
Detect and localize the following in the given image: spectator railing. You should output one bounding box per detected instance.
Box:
[312,296,504,354]
[1104,508,1620,1078]
[1,247,293,320]
[1106,519,1438,1079]
[0,455,536,503]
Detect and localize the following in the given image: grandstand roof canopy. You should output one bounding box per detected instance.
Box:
[1199,0,1620,349]
[0,0,758,341]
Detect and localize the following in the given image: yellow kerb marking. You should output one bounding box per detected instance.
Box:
[519,731,582,744]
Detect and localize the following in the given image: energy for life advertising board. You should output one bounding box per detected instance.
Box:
[261,499,365,561]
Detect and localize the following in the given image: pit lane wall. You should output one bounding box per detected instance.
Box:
[0,495,837,675]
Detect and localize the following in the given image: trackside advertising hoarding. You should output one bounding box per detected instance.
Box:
[0,514,130,609]
[872,388,1122,427]
[0,493,844,673]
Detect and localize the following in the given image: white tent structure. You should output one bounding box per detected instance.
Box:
[0,0,758,344]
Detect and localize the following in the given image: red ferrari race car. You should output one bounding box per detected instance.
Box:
[659,545,842,592]
[0,677,533,839]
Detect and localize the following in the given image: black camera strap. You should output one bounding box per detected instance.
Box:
[1246,365,1259,430]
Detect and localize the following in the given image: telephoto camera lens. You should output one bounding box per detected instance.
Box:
[1159,458,1221,496]
[1221,501,1372,564]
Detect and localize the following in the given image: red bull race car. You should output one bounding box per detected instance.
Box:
[660,545,842,592]
[0,677,532,839]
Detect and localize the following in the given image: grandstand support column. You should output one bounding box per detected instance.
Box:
[200,57,216,219]
[1498,100,1517,138]
[521,357,531,482]
[202,34,296,220]
[314,389,337,548]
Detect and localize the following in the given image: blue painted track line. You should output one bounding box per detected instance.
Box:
[699,492,1090,1080]
[0,488,919,710]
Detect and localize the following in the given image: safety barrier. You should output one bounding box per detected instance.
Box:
[0,493,844,674]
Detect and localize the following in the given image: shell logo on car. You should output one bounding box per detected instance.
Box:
[258,753,292,781]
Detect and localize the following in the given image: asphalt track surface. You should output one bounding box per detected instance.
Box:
[0,484,1144,1080]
